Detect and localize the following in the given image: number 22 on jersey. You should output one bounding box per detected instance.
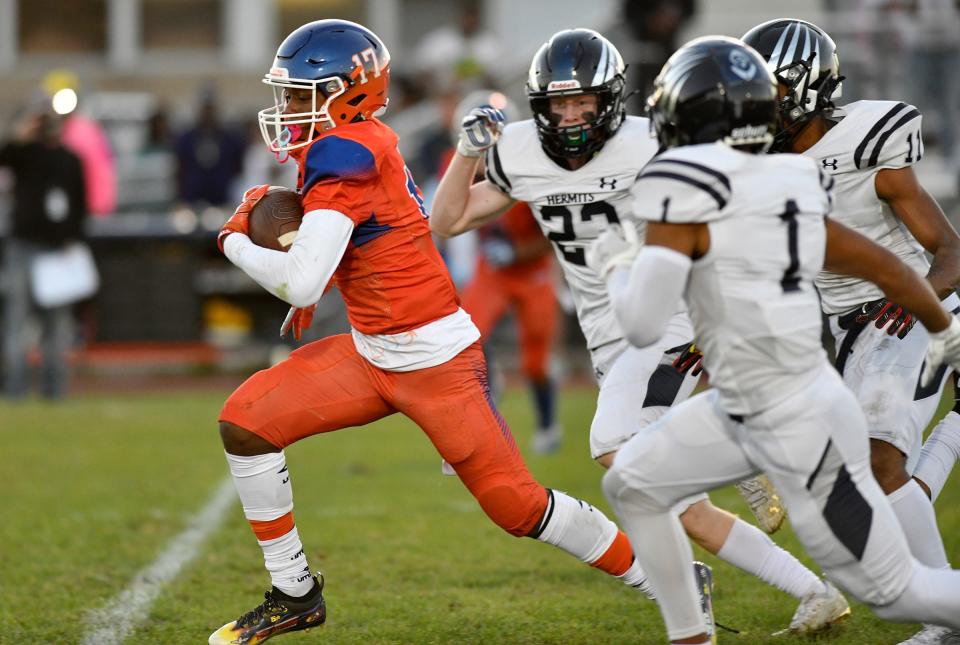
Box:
[537,200,620,266]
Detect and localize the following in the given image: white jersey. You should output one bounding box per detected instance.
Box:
[485,116,660,351]
[632,143,833,415]
[804,100,929,315]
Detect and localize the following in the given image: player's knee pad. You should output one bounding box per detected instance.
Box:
[225,451,293,522]
[602,463,670,517]
[474,481,547,537]
[531,489,618,563]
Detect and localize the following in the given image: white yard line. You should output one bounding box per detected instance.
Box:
[80,477,237,645]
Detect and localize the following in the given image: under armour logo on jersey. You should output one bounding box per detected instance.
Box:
[599,176,618,190]
[822,158,839,170]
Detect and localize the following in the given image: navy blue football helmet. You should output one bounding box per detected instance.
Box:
[258,19,391,154]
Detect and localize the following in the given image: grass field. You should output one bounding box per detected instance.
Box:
[2,385,959,645]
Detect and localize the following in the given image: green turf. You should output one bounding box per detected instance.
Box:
[2,387,958,644]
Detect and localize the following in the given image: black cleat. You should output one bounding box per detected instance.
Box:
[209,574,326,645]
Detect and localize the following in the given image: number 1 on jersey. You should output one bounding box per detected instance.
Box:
[780,199,801,293]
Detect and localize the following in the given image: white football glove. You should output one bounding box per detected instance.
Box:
[922,316,960,387]
[456,106,505,157]
[586,225,641,279]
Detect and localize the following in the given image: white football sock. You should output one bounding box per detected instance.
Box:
[887,479,949,569]
[716,517,824,599]
[258,527,313,597]
[532,489,655,595]
[226,451,314,597]
[873,561,960,629]
[914,411,960,502]
[533,489,620,564]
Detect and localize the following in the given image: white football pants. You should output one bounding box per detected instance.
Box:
[603,363,960,640]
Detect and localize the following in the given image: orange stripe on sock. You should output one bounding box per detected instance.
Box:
[590,530,634,577]
[249,512,295,541]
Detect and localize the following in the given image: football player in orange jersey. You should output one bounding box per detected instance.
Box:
[209,20,670,645]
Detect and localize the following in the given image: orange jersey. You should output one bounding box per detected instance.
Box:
[296,119,460,334]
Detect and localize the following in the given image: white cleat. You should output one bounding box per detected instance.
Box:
[773,581,850,635]
[898,625,960,644]
[735,474,786,534]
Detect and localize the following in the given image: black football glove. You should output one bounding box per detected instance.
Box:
[855,299,916,339]
[668,342,704,377]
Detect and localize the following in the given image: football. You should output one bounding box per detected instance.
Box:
[248,187,304,251]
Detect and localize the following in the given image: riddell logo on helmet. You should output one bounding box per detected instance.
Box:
[548,80,581,91]
[269,67,289,78]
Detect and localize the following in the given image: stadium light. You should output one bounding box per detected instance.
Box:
[51,88,78,115]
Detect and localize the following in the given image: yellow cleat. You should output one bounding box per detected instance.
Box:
[735,474,786,534]
[209,574,325,645]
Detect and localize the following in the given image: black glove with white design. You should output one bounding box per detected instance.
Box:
[855,298,916,339]
[457,106,505,157]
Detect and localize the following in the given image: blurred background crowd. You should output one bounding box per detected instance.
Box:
[1,0,958,400]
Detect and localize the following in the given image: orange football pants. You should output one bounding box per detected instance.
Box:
[220,337,548,537]
[459,262,557,382]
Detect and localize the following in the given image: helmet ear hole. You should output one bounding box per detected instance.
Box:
[346,94,366,106]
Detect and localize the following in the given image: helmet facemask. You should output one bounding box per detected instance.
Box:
[258,72,347,159]
[529,80,625,159]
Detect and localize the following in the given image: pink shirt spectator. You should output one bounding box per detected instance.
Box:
[62,114,116,217]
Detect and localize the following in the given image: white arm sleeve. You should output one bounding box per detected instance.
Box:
[606,245,692,348]
[223,209,355,307]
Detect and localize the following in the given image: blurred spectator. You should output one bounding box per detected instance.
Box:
[42,70,117,217]
[144,107,174,156]
[0,110,88,400]
[606,0,697,113]
[412,0,501,91]
[130,107,177,212]
[61,109,117,217]
[175,89,245,207]
[894,0,960,171]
